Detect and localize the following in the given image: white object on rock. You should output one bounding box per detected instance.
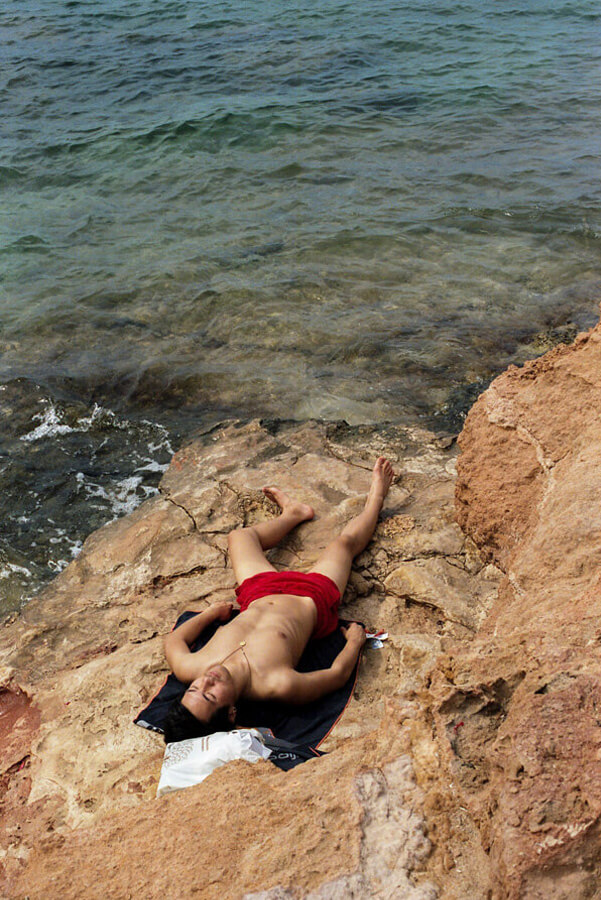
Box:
[157,729,272,797]
[365,630,389,650]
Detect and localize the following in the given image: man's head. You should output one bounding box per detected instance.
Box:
[163,665,238,744]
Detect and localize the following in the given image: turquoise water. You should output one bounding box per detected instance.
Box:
[2,0,601,610]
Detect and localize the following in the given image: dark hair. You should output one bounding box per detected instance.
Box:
[162,698,235,744]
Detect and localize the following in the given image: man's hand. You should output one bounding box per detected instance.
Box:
[341,622,366,648]
[211,601,233,622]
[272,622,366,704]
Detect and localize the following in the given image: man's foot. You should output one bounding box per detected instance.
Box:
[262,487,314,523]
[368,457,395,503]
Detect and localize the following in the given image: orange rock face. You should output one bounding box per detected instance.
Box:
[444,317,601,897]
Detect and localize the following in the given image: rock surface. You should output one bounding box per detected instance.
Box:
[1,312,600,899]
[0,418,495,899]
[445,320,601,898]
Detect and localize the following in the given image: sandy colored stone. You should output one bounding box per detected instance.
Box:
[0,418,497,899]
[385,558,497,631]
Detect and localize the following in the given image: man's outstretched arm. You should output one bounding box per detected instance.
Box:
[271,624,366,705]
[164,602,232,681]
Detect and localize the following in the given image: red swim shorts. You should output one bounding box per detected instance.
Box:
[235,571,341,640]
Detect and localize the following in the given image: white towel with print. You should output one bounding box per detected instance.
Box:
[157,729,272,797]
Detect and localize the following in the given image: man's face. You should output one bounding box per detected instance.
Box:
[181,665,236,723]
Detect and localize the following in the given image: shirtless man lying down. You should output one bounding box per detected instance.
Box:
[162,457,395,743]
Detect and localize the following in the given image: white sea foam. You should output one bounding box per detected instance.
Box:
[136,427,174,474]
[47,528,83,557]
[76,403,135,432]
[20,406,74,442]
[0,562,32,580]
[76,472,159,520]
[144,421,175,456]
[20,401,123,443]
[20,404,176,462]
[45,534,83,574]
[76,403,113,430]
[135,458,170,474]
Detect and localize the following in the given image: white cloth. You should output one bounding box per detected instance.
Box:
[156,729,272,797]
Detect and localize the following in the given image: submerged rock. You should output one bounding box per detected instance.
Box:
[1,311,600,898]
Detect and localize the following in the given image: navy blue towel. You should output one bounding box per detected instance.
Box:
[135,610,361,769]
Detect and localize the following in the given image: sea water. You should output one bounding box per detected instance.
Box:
[1,0,601,611]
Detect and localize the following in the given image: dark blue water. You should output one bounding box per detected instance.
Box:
[1,0,601,611]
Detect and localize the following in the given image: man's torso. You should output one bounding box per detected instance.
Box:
[188,594,317,700]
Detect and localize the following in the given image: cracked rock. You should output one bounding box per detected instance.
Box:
[1,416,500,899]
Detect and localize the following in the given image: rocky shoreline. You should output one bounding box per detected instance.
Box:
[1,311,600,899]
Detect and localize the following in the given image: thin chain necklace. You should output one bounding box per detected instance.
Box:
[219,641,251,688]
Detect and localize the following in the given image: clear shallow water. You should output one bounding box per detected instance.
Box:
[1,0,601,611]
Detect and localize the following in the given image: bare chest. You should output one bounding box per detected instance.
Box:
[191,596,314,696]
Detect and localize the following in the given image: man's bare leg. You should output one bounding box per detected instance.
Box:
[310,457,395,593]
[228,489,314,584]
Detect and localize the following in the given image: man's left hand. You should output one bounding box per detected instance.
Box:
[341,622,366,647]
